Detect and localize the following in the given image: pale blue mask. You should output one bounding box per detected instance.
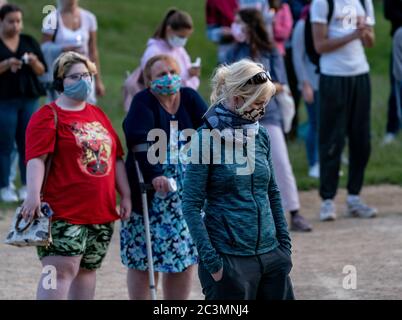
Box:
[63,79,92,101]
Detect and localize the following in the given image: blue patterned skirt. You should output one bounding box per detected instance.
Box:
[120,163,198,273]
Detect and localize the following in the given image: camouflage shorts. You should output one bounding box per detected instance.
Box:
[37,220,114,270]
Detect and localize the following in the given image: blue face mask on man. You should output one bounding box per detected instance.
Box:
[63,79,93,101]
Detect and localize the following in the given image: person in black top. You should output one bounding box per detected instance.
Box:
[0,4,46,203]
[121,54,207,299]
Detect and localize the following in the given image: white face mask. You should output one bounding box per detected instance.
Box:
[231,22,247,43]
[168,35,188,48]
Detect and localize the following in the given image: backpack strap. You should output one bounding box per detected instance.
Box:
[327,0,334,23]
[51,10,59,42]
[360,0,366,11]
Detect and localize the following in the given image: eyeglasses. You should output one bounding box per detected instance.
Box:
[64,72,92,82]
[242,71,272,87]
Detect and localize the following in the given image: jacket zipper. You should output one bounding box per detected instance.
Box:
[222,215,237,247]
[251,173,261,253]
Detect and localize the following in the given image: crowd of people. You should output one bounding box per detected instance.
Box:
[0,0,401,300]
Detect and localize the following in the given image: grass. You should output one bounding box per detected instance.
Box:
[1,0,401,212]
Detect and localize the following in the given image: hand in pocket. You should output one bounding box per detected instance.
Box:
[211,267,223,282]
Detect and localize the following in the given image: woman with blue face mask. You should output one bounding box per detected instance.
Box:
[140,8,200,91]
[22,51,132,300]
[121,54,208,299]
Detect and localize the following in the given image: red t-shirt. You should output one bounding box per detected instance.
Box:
[26,102,124,225]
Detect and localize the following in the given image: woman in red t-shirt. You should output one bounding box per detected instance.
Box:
[21,51,131,300]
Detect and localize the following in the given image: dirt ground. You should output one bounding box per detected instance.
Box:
[1,184,402,300]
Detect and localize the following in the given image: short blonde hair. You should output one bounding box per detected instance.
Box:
[143,54,181,85]
[210,59,276,111]
[53,51,97,80]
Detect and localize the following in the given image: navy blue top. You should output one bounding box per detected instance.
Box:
[123,87,208,213]
[225,43,289,128]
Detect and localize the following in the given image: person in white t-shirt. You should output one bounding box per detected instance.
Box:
[41,0,104,104]
[310,0,377,221]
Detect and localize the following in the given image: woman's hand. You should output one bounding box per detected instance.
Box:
[302,81,314,104]
[211,267,223,282]
[188,66,201,78]
[152,176,171,193]
[20,193,41,222]
[8,57,23,73]
[119,196,132,221]
[26,52,39,65]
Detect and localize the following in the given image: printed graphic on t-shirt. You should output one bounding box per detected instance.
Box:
[71,121,113,177]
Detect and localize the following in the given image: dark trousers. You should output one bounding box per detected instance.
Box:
[285,46,302,140]
[319,74,371,200]
[198,246,294,300]
[0,98,39,188]
[386,50,400,134]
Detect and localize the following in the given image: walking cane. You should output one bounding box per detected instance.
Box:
[133,146,157,300]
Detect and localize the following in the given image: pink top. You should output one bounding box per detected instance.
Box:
[272,3,293,56]
[140,38,200,90]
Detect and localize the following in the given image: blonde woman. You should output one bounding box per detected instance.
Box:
[22,51,131,299]
[182,59,295,300]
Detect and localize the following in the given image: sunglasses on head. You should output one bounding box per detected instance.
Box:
[242,71,272,87]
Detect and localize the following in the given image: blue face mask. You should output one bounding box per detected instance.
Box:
[150,74,181,95]
[63,79,92,101]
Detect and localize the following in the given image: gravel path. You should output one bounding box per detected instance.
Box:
[1,185,402,300]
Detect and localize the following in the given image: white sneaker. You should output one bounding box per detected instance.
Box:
[346,198,377,218]
[308,163,320,179]
[18,186,27,201]
[382,133,396,145]
[320,199,336,221]
[0,186,19,203]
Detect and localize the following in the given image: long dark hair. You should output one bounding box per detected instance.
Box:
[153,8,193,39]
[238,8,276,58]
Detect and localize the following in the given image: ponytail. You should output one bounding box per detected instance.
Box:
[153,8,193,39]
[210,65,229,105]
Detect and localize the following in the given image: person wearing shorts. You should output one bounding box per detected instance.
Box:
[21,51,131,300]
[37,221,114,270]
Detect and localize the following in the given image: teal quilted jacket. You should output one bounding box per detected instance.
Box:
[182,125,292,274]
